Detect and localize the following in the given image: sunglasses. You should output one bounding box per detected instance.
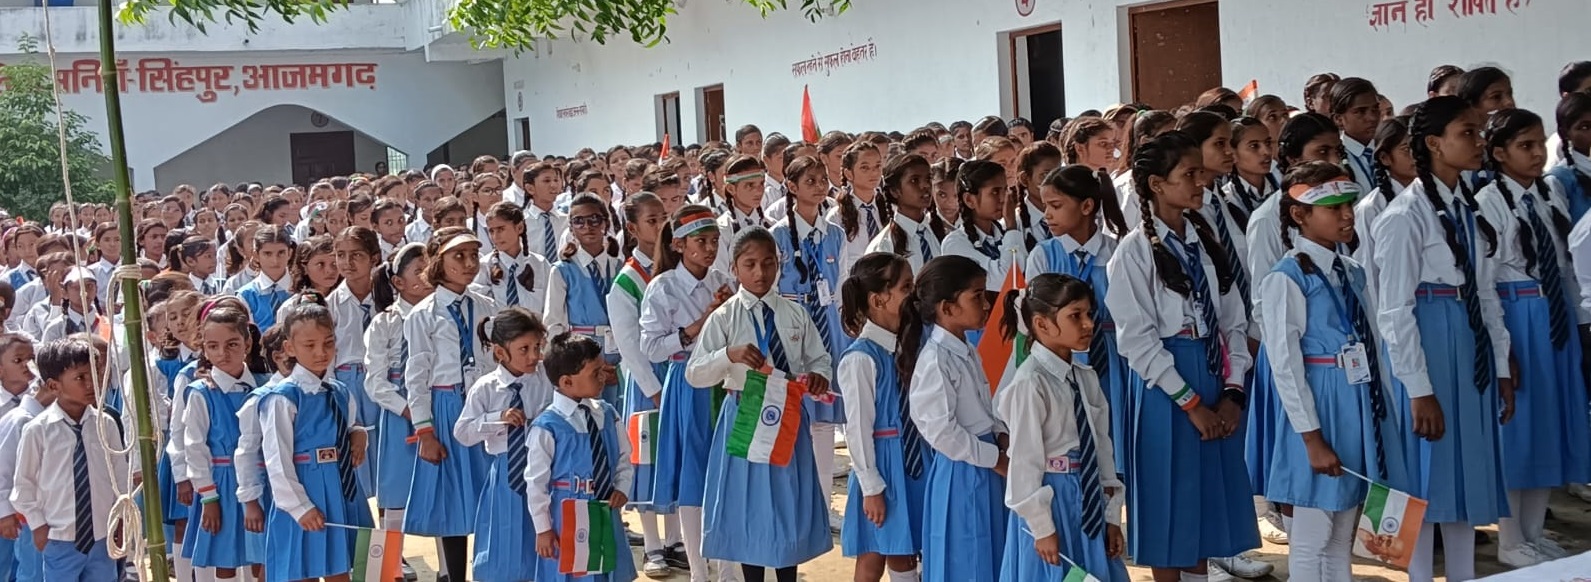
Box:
[570,215,608,229]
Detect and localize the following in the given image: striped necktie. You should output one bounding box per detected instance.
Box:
[1333,258,1388,476]
[447,298,474,367]
[900,361,925,479]
[861,203,879,239]
[505,262,520,306]
[540,213,556,258]
[1075,250,1109,376]
[802,235,833,355]
[588,261,610,297]
[1067,374,1105,539]
[325,385,358,501]
[1172,234,1224,380]
[70,422,95,554]
[506,384,528,495]
[760,303,790,374]
[1209,203,1250,316]
[918,227,935,262]
[583,404,613,500]
[359,303,372,331]
[1449,198,1494,393]
[1522,191,1571,348]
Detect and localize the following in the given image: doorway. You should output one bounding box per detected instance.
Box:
[290,131,354,186]
[657,92,682,146]
[699,85,725,143]
[1008,23,1065,133]
[1129,0,1221,109]
[517,118,532,153]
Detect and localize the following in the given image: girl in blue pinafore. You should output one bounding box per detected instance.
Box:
[1475,108,1591,566]
[1260,170,1410,580]
[260,303,375,582]
[685,227,832,580]
[236,225,296,333]
[1024,164,1131,475]
[546,194,625,406]
[365,243,427,523]
[329,228,384,499]
[837,253,926,581]
[530,334,637,582]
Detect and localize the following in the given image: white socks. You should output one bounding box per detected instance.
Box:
[384,508,406,531]
[1409,522,1477,582]
[680,506,709,582]
[886,567,921,582]
[1499,488,1551,549]
[811,423,837,493]
[639,509,664,553]
[173,542,193,582]
[1289,507,1355,582]
[665,512,683,546]
[192,567,218,582]
[1282,514,1293,534]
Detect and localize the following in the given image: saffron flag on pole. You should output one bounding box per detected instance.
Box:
[351,527,404,582]
[660,134,671,161]
[1353,481,1426,569]
[628,410,659,465]
[1238,79,1260,105]
[801,85,822,143]
[559,499,618,576]
[725,366,806,466]
[978,260,1028,395]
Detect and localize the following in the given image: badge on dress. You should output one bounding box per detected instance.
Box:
[1339,342,1371,385]
[817,279,834,307]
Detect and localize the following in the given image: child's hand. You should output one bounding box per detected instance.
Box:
[417,431,448,464]
[350,431,369,468]
[243,501,265,533]
[0,514,18,540]
[401,407,411,420]
[805,374,830,396]
[1107,524,1125,558]
[862,493,886,527]
[1498,377,1516,425]
[1186,407,1224,441]
[31,526,47,551]
[201,502,223,534]
[1002,186,1021,227]
[1033,532,1061,565]
[298,508,326,532]
[727,345,766,369]
[1215,399,1242,438]
[176,481,194,505]
[992,451,1009,477]
[608,491,628,510]
[710,286,734,310]
[536,530,558,558]
[1302,431,1343,477]
[501,408,526,427]
[1410,395,1445,441]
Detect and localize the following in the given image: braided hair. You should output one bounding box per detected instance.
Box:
[1372,116,1412,203]
[881,153,932,257]
[1276,113,1340,174]
[1409,96,1498,279]
[1483,108,1570,275]
[483,202,535,293]
[928,158,961,240]
[1131,131,1236,296]
[1226,117,1271,226]
[1277,162,1352,274]
[1042,164,1129,238]
[697,150,731,211]
[954,160,1007,251]
[1015,142,1065,251]
[783,156,828,283]
[837,141,890,241]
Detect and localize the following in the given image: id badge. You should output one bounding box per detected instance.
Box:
[601,326,620,355]
[817,280,834,307]
[1189,303,1210,337]
[1340,343,1371,385]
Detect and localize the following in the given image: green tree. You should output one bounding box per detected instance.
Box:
[0,36,113,222]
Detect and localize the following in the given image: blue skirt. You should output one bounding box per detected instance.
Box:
[183,466,252,568]
[625,363,669,512]
[376,409,417,509]
[533,488,638,582]
[264,459,372,582]
[334,365,377,499]
[1091,332,1132,482]
[1497,283,1591,490]
[404,386,487,536]
[1126,337,1259,568]
[652,359,713,509]
[920,433,1006,582]
[1391,290,1508,525]
[158,451,188,524]
[702,393,833,568]
[14,524,40,582]
[998,472,1130,582]
[473,455,538,582]
[1266,360,1412,512]
[1245,347,1278,494]
[840,430,926,557]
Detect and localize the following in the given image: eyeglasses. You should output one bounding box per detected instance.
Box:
[570,215,608,229]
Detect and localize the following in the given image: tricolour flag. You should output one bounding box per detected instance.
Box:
[612,257,652,304]
[1238,79,1259,105]
[1063,565,1101,582]
[629,410,659,465]
[351,527,404,582]
[800,85,822,143]
[1353,482,1426,569]
[978,261,1028,395]
[559,499,618,576]
[725,367,806,466]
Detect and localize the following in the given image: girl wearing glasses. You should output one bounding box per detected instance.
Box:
[544,193,625,406]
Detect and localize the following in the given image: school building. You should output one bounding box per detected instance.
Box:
[2,0,1587,191]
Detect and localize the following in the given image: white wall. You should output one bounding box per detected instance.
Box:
[0,4,410,54]
[152,104,389,190]
[428,109,508,167]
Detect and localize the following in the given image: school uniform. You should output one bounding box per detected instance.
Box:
[527,393,638,582]
[826,192,888,280]
[188,272,221,295]
[181,370,259,569]
[474,248,552,314]
[942,223,1027,292]
[1352,179,1410,284]
[760,175,786,214]
[39,309,107,345]
[4,263,37,296]
[326,281,380,496]
[865,211,942,274]
[237,271,293,332]
[222,266,258,296]
[1104,216,1259,568]
[637,265,735,509]
[683,288,834,568]
[526,203,570,261]
[165,359,202,527]
[363,298,419,510]
[16,302,55,344]
[606,250,669,510]
[1343,136,1379,195]
[0,394,43,582]
[547,247,624,404]
[712,207,769,275]
[996,344,1129,582]
[12,403,128,581]
[1006,195,1052,248]
[258,365,374,582]
[1221,175,1278,236]
[838,322,926,558]
[405,215,434,245]
[456,365,555,582]
[1245,193,1288,282]
[232,383,273,566]
[1114,173,1139,238]
[1547,149,1591,221]
[473,212,498,253]
[7,281,46,335]
[1476,177,1591,492]
[910,325,1008,582]
[402,284,498,536]
[89,258,116,308]
[771,213,848,425]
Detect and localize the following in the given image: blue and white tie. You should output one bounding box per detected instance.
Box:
[584,405,613,500]
[760,303,790,373]
[1067,375,1106,539]
[900,378,925,479]
[505,263,520,306]
[1523,192,1571,347]
[1174,235,1223,380]
[588,261,610,297]
[325,387,358,501]
[1210,205,1250,316]
[359,303,372,331]
[862,203,879,239]
[918,228,935,262]
[507,384,528,495]
[70,423,94,554]
[1077,250,1109,376]
[540,213,556,258]
[447,298,474,366]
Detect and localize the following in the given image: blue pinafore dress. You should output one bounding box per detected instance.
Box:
[839,338,926,558]
[238,282,290,333]
[376,338,417,509]
[261,380,374,582]
[473,391,541,582]
[554,260,623,406]
[1037,237,1129,476]
[155,355,191,526]
[183,385,253,569]
[532,402,638,582]
[405,299,489,536]
[651,352,714,507]
[772,219,848,425]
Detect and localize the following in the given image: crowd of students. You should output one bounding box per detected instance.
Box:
[0,58,1587,582]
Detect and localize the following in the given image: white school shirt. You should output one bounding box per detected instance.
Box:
[473,248,551,313]
[7,280,46,334]
[1105,216,1253,394]
[1259,238,1384,433]
[524,204,569,261]
[1115,173,1140,238]
[684,288,833,391]
[0,395,44,518]
[1343,135,1379,195]
[941,223,1027,292]
[118,359,168,473]
[1024,230,1115,279]
[12,403,128,542]
[1245,192,1288,331]
[378,238,404,261]
[909,325,1005,469]
[259,365,364,520]
[503,183,529,208]
[455,365,555,454]
[543,246,622,339]
[189,273,223,295]
[364,299,417,417]
[223,266,259,295]
[638,267,736,364]
[761,175,787,213]
[826,194,886,280]
[607,250,663,398]
[182,368,257,497]
[1004,195,1050,247]
[1371,177,1512,399]
[712,207,769,275]
[0,385,32,422]
[233,383,270,504]
[326,282,376,368]
[404,286,499,429]
[18,303,56,343]
[839,322,897,496]
[1200,186,1251,278]
[866,211,942,274]
[40,308,105,346]
[1476,176,1586,317]
[90,258,116,307]
[1220,175,1275,230]
[1352,179,1410,285]
[996,344,1124,539]
[1567,210,1591,318]
[405,216,434,246]
[525,393,634,534]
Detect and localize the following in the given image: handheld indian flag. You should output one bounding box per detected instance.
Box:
[978,260,1028,395]
[1350,471,1425,569]
[725,366,806,466]
[1062,565,1101,582]
[351,527,404,582]
[629,410,659,465]
[559,499,618,576]
[800,85,822,143]
[1238,79,1260,105]
[612,257,653,304]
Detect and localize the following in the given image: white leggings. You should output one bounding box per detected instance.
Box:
[1288,507,1356,582]
[1498,488,1551,550]
[811,422,837,495]
[1409,522,1476,582]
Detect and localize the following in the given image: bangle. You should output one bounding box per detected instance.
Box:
[1169,384,1199,410]
[413,425,435,436]
[1179,394,1202,412]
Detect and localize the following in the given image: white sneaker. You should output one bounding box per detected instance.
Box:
[834,429,848,449]
[829,508,845,533]
[1209,554,1274,579]
[641,551,672,579]
[1258,511,1289,545]
[1530,537,1570,559]
[1498,543,1549,568]
[1205,559,1237,582]
[1567,483,1591,502]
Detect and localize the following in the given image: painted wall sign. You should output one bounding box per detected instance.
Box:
[1368,0,1530,29]
[790,40,878,78]
[1016,0,1035,17]
[0,58,379,103]
[556,104,588,118]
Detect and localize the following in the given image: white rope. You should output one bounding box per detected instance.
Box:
[38,3,152,577]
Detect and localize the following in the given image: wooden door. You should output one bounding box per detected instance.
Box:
[702,85,725,143]
[1130,0,1221,110]
[290,131,355,186]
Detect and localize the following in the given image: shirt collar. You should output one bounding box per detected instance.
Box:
[630,248,654,269]
[894,211,926,233]
[735,286,780,310]
[1572,149,1591,175]
[1342,134,1374,157]
[1058,231,1103,256]
[491,364,535,388]
[19,394,42,416]
[525,202,557,218]
[1152,215,1200,244]
[1027,342,1077,382]
[211,366,257,393]
[1499,173,1539,199]
[858,322,898,351]
[433,284,466,305]
[791,211,823,242]
[549,391,581,417]
[730,206,763,227]
[929,324,971,357]
[253,271,291,291]
[288,364,333,390]
[573,245,599,268]
[1294,237,1343,276]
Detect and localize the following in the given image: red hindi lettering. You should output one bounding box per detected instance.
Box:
[1414,0,1435,22]
[137,58,177,93]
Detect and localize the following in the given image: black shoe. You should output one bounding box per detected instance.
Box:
[1475,529,1491,545]
[664,543,691,570]
[401,558,419,582]
[627,527,646,547]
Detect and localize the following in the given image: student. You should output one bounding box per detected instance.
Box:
[837,253,925,582]
[40,268,106,345]
[1330,78,1387,194]
[1105,131,1260,581]
[1011,143,1065,250]
[523,162,570,260]
[477,202,552,313]
[683,226,833,582]
[829,142,890,278]
[606,193,685,577]
[88,224,118,308]
[929,159,962,236]
[361,243,428,580]
[942,160,1026,292]
[1372,96,1513,582]
[528,332,639,582]
[545,194,624,405]
[1548,92,1591,221]
[237,225,296,333]
[1246,113,1345,287]
[371,199,408,259]
[1456,67,1516,115]
[712,156,771,274]
[233,325,289,575]
[1222,117,1279,234]
[12,336,126,581]
[291,235,342,299]
[694,150,732,216]
[3,224,43,294]
[0,334,37,582]
[1352,116,1415,283]
[403,227,498,582]
[1260,164,1411,580]
[171,235,222,294]
[1474,108,1588,567]
[221,221,263,295]
[1116,111,1178,226]
[324,227,380,498]
[903,256,1009,581]
[866,153,941,274]
[406,180,443,244]
[1059,117,1120,174]
[457,308,555,582]
[258,300,373,582]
